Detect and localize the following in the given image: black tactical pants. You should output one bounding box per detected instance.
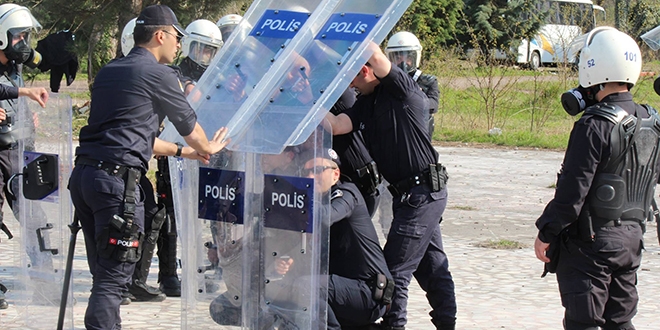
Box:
[557,224,643,330]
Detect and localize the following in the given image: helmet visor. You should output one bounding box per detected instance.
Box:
[189,40,218,66]
[387,50,419,72]
[219,25,237,42]
[8,27,31,47]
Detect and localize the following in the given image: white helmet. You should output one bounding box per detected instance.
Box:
[181,19,223,67]
[385,31,422,73]
[0,4,41,59]
[579,27,642,88]
[121,18,137,57]
[216,14,242,42]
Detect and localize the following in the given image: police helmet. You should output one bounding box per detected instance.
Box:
[121,18,137,57]
[181,19,223,67]
[216,14,242,42]
[385,31,422,73]
[579,27,642,88]
[0,3,41,65]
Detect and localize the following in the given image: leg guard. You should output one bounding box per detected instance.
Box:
[128,206,167,302]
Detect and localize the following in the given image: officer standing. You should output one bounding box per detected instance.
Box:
[331,88,382,216]
[385,32,438,137]
[303,149,393,329]
[534,27,658,330]
[68,5,229,329]
[178,19,223,93]
[325,42,455,330]
[0,3,50,310]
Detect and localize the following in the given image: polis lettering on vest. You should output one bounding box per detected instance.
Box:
[109,238,139,248]
[260,18,302,32]
[271,192,305,209]
[326,21,368,34]
[204,184,236,201]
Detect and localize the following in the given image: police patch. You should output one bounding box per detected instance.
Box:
[331,189,343,200]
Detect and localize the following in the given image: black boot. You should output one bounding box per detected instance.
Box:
[157,210,180,297]
[120,290,132,305]
[128,279,166,302]
[159,275,181,297]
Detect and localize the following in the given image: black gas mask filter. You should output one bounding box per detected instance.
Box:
[560,85,598,116]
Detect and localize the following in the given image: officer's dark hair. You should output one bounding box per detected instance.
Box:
[133,25,169,46]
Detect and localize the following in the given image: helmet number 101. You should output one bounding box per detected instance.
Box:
[624,51,637,62]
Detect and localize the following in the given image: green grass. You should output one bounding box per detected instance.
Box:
[476,239,527,249]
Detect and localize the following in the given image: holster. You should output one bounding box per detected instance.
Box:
[368,274,394,305]
[156,156,173,209]
[353,161,382,195]
[97,168,143,263]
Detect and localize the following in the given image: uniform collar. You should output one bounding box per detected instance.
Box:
[601,91,633,103]
[130,47,159,63]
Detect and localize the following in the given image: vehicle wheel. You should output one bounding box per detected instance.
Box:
[529,51,541,70]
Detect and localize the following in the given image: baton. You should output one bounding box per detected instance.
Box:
[57,215,81,330]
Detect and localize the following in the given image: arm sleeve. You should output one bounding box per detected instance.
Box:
[329,189,358,225]
[154,68,197,137]
[426,77,439,114]
[535,117,609,242]
[378,65,421,100]
[0,85,18,100]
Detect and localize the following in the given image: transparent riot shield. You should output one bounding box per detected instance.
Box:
[242,124,331,329]
[13,94,73,329]
[159,0,327,144]
[165,0,411,155]
[642,24,660,51]
[172,149,247,328]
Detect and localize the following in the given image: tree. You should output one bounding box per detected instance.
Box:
[456,0,545,61]
[392,0,463,61]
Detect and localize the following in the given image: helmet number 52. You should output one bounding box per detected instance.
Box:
[587,59,595,68]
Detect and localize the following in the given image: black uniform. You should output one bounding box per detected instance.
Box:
[410,69,439,136]
[344,65,455,329]
[331,88,381,215]
[327,180,391,329]
[69,46,197,329]
[536,92,660,329]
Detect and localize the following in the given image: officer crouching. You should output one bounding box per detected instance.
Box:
[303,149,393,329]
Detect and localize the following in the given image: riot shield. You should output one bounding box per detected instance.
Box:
[13,94,73,328]
[159,0,328,144]
[160,0,412,154]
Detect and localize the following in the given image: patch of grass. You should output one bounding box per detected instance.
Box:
[450,205,477,211]
[547,183,557,189]
[476,239,527,250]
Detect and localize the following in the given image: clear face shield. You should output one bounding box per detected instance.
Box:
[5,27,41,68]
[387,50,419,73]
[189,40,219,66]
[219,24,238,43]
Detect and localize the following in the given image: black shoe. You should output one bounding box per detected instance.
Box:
[120,291,132,305]
[159,275,181,297]
[0,298,7,309]
[128,280,166,302]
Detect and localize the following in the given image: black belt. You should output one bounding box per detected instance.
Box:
[595,219,641,227]
[75,157,138,177]
[388,163,448,198]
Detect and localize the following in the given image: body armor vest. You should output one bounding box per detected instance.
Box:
[585,103,660,221]
[411,69,437,98]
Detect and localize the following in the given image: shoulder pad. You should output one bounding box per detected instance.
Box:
[583,103,629,124]
[331,188,343,200]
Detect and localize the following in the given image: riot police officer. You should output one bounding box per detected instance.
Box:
[0,3,49,310]
[330,88,381,216]
[178,19,223,93]
[534,27,659,330]
[68,5,229,329]
[385,31,439,137]
[303,149,393,329]
[325,42,455,330]
[216,14,242,43]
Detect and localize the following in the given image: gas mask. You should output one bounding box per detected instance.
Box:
[4,29,42,68]
[560,85,598,116]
